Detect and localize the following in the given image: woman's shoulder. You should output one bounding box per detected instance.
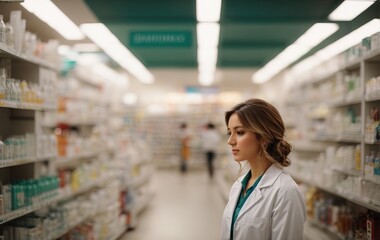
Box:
[271,169,301,193]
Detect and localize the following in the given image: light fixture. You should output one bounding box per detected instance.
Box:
[91,63,129,87]
[292,18,380,75]
[197,48,218,65]
[122,93,137,105]
[198,72,215,86]
[80,23,154,84]
[197,23,220,48]
[73,43,100,52]
[197,23,220,86]
[196,0,222,22]
[328,0,376,21]
[252,23,339,84]
[21,0,84,40]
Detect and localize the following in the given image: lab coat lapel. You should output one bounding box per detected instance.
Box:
[236,164,283,220]
[227,181,242,219]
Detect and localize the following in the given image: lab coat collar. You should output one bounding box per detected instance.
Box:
[236,164,283,220]
[257,164,283,189]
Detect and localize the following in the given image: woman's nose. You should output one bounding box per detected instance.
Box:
[227,135,235,146]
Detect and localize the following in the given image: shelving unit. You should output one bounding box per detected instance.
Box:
[285,34,380,239]
[0,6,134,239]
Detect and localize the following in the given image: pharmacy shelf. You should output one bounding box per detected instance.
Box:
[55,150,104,166]
[0,155,56,168]
[128,173,151,190]
[0,190,60,225]
[313,134,362,143]
[0,175,116,225]
[331,166,361,177]
[327,96,362,108]
[301,48,380,87]
[289,172,380,213]
[52,212,94,240]
[0,42,59,71]
[128,158,153,167]
[0,99,56,111]
[291,141,325,152]
[365,91,380,102]
[305,219,344,240]
[364,139,380,144]
[42,115,107,127]
[135,191,154,215]
[59,175,114,202]
[365,175,380,185]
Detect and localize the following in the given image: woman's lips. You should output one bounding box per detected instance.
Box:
[232,149,239,155]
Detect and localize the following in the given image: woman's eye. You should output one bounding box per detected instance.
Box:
[237,131,244,135]
[226,132,231,136]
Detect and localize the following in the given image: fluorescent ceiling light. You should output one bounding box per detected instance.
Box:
[197,47,218,65]
[198,72,215,86]
[92,63,129,87]
[197,23,220,48]
[329,0,376,21]
[73,43,100,52]
[198,64,216,73]
[196,0,222,22]
[80,23,154,84]
[295,23,339,48]
[77,53,103,65]
[197,47,218,85]
[21,0,84,40]
[252,23,338,84]
[292,18,380,75]
[123,93,137,105]
[318,19,380,59]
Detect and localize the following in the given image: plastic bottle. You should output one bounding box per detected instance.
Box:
[368,151,375,179]
[0,68,6,99]
[355,145,361,171]
[5,23,13,48]
[367,211,375,240]
[0,15,6,44]
[374,153,380,176]
[0,137,4,160]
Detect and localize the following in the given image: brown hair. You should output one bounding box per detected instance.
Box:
[225,98,292,167]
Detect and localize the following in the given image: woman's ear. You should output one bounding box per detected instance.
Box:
[260,138,269,149]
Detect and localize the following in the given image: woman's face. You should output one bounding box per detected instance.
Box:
[227,113,260,163]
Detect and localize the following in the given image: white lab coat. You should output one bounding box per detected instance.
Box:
[221,164,306,240]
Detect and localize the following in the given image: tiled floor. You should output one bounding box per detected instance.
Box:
[120,169,226,240]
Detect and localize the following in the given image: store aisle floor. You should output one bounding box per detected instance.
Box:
[121,169,226,240]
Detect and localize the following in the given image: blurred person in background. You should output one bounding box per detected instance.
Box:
[200,122,221,178]
[221,98,306,240]
[179,122,192,173]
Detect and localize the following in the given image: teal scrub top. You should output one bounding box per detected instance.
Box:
[230,171,263,240]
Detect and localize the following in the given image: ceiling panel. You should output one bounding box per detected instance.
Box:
[83,0,380,69]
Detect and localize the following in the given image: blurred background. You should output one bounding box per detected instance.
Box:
[0,0,380,239]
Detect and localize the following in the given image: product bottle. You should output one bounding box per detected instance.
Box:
[0,137,4,160]
[374,152,380,176]
[355,145,361,171]
[0,15,6,44]
[367,211,375,240]
[369,151,375,179]
[0,68,6,99]
[5,23,13,48]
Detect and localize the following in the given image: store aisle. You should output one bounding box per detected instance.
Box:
[121,169,226,240]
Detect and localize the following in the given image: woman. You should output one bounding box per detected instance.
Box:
[221,98,306,240]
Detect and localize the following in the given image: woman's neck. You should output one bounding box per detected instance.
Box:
[248,158,272,179]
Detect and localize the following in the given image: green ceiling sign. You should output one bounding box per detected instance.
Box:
[130,31,192,47]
